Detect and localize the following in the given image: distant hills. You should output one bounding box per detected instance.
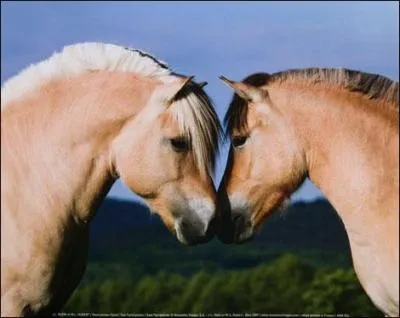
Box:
[67,198,378,316]
[87,198,353,274]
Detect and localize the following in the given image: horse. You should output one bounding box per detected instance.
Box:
[217,68,399,316]
[1,42,222,316]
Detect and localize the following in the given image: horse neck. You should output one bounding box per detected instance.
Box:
[270,83,399,232]
[1,72,153,223]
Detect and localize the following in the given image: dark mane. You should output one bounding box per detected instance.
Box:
[224,68,399,136]
[124,47,170,70]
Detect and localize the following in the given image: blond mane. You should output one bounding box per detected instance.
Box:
[1,42,222,177]
[1,42,173,107]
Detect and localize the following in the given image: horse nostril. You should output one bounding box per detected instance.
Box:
[180,219,190,230]
[232,214,244,228]
[232,214,241,222]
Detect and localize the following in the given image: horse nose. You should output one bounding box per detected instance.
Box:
[216,208,253,244]
[231,212,253,243]
[178,217,215,245]
[232,213,245,235]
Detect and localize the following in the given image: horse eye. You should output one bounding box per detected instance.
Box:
[232,136,248,148]
[170,138,189,152]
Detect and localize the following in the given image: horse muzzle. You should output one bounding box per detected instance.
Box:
[175,215,217,245]
[215,191,255,244]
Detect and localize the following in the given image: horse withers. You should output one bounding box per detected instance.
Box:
[1,43,222,316]
[218,69,399,316]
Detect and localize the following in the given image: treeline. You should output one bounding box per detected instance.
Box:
[87,198,353,275]
[63,254,381,316]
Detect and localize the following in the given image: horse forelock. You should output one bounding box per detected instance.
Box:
[170,83,222,178]
[224,73,271,138]
[1,42,173,108]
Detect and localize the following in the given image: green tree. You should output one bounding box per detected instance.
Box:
[247,254,314,313]
[63,253,383,316]
[173,270,210,313]
[302,268,382,316]
[191,274,232,313]
[64,282,102,312]
[98,278,133,313]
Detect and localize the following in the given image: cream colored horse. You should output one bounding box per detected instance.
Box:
[218,69,399,316]
[1,42,222,316]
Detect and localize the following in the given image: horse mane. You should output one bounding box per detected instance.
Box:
[1,42,222,177]
[1,42,172,107]
[273,68,399,106]
[225,68,399,136]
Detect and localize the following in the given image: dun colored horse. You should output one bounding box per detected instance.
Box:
[218,69,399,316]
[1,42,222,316]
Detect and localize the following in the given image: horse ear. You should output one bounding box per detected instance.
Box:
[164,76,195,105]
[219,75,265,103]
[198,81,208,88]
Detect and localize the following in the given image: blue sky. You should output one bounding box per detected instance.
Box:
[2,1,398,204]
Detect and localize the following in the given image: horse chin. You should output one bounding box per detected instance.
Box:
[175,226,190,245]
[234,226,255,244]
[175,231,214,246]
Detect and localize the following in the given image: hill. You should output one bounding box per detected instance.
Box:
[87,198,352,275]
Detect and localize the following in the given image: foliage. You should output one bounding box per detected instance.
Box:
[62,199,382,316]
[63,254,382,316]
[302,268,381,316]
